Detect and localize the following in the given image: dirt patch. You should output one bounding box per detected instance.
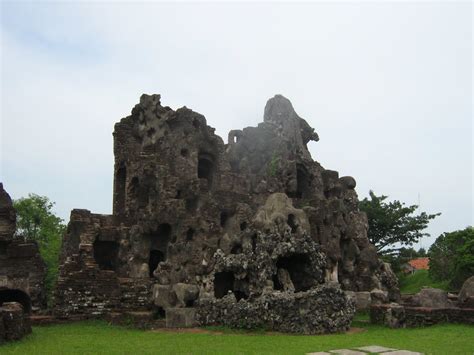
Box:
[347,327,366,334]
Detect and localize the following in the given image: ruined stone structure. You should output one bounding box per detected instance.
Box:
[0,183,45,342]
[370,285,474,328]
[0,302,32,343]
[54,94,398,334]
[0,184,46,312]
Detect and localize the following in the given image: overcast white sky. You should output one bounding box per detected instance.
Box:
[1,1,472,250]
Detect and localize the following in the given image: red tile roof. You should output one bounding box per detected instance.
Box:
[408,257,430,270]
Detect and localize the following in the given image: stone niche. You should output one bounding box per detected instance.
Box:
[54,94,399,334]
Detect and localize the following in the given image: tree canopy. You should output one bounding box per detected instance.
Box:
[359,191,440,255]
[429,226,474,289]
[13,193,65,306]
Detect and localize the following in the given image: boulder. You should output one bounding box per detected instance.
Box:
[345,291,371,311]
[412,288,453,308]
[370,289,389,305]
[172,283,200,307]
[166,308,196,328]
[153,284,176,309]
[458,276,474,308]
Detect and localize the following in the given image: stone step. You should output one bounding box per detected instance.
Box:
[165,308,196,328]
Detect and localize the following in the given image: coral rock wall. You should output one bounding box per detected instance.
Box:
[54,94,399,333]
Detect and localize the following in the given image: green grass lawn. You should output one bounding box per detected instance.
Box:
[399,270,450,294]
[1,319,473,354]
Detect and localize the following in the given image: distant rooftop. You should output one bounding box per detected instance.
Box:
[408,257,430,270]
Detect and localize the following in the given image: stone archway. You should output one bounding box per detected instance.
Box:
[0,288,32,314]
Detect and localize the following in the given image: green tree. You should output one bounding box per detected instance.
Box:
[359,191,440,255]
[13,194,65,306]
[429,227,474,289]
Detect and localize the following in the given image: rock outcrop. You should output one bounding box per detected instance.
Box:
[54,94,399,333]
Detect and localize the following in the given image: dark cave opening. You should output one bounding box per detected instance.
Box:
[214,271,249,300]
[153,306,166,319]
[287,214,298,233]
[198,153,215,188]
[93,240,119,271]
[295,165,310,199]
[180,148,189,157]
[230,244,242,254]
[276,254,313,292]
[0,241,9,255]
[0,289,32,314]
[186,228,195,241]
[220,211,229,228]
[149,250,165,278]
[114,165,126,214]
[214,271,235,299]
[147,223,172,277]
[251,234,257,250]
[286,165,310,199]
[272,274,283,291]
[129,176,139,203]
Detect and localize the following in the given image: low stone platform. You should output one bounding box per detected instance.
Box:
[370,303,474,328]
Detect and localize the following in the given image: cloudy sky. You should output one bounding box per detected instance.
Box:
[1,1,472,249]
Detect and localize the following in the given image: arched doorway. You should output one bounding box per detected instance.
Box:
[0,289,32,314]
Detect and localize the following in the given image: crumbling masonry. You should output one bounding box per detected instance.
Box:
[53,94,399,334]
[0,184,45,342]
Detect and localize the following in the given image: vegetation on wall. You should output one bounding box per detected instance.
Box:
[267,153,280,177]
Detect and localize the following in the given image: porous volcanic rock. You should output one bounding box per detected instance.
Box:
[196,284,355,334]
[54,94,399,333]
